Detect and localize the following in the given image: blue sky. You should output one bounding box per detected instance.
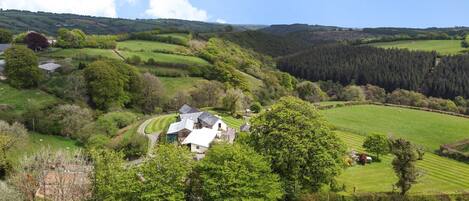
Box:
[2,0,469,28]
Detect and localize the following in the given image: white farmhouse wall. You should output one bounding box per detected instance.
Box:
[191,144,209,154]
[211,120,227,131]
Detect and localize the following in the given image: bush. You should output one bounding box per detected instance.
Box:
[342,85,366,101]
[96,112,138,137]
[126,55,142,65]
[0,28,13,43]
[296,81,328,102]
[115,133,148,159]
[250,102,262,113]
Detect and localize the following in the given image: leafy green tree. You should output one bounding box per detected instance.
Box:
[91,149,139,201]
[296,81,328,102]
[137,144,194,200]
[222,88,247,115]
[4,45,43,88]
[57,28,86,48]
[342,85,366,101]
[187,143,283,201]
[0,121,27,178]
[390,138,418,195]
[250,102,262,113]
[84,60,126,110]
[0,28,13,43]
[362,134,390,160]
[249,97,346,199]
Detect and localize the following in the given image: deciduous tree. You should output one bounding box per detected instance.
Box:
[187,143,283,201]
[249,97,346,199]
[362,134,390,160]
[4,45,43,88]
[390,138,418,195]
[24,32,49,51]
[0,28,13,43]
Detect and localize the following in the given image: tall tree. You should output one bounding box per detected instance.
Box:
[390,138,418,195]
[24,32,49,51]
[138,73,165,114]
[187,143,283,201]
[249,97,346,199]
[137,144,194,200]
[4,45,43,88]
[362,134,390,160]
[0,28,13,43]
[0,121,27,178]
[296,81,328,102]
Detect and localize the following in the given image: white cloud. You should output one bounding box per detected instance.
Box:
[0,0,117,17]
[145,0,208,21]
[216,19,227,24]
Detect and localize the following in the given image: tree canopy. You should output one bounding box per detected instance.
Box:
[4,45,43,88]
[248,96,346,199]
[363,134,390,160]
[0,28,13,43]
[187,143,283,201]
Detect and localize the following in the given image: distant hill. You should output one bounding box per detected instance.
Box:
[260,24,345,35]
[0,9,260,35]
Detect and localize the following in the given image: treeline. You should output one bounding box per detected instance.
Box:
[129,30,191,46]
[422,55,469,99]
[278,45,437,92]
[279,44,469,99]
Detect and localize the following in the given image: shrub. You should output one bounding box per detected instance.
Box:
[250,102,262,113]
[342,85,366,101]
[96,112,138,137]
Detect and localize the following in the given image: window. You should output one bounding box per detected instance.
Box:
[196,145,200,149]
[218,123,222,128]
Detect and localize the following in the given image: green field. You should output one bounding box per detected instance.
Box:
[145,114,178,134]
[369,40,466,55]
[322,105,469,151]
[0,83,58,115]
[8,133,80,164]
[158,77,206,97]
[207,110,246,131]
[157,33,191,44]
[117,40,189,54]
[336,131,469,194]
[42,48,122,60]
[119,50,210,66]
[319,101,347,106]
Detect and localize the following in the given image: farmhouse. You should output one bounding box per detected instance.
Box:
[168,104,234,156]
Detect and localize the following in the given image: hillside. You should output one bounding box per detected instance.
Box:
[369,40,467,55]
[0,10,256,35]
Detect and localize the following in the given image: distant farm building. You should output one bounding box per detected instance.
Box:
[168,104,235,158]
[39,62,61,73]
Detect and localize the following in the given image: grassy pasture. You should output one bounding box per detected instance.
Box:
[157,33,191,45]
[117,40,189,54]
[321,105,469,151]
[369,40,466,55]
[0,83,58,115]
[336,131,469,194]
[145,114,178,134]
[42,48,122,60]
[8,132,80,165]
[119,50,210,67]
[158,77,206,97]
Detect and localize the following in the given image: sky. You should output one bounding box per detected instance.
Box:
[0,0,468,28]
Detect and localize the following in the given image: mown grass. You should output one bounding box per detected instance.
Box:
[119,50,210,67]
[321,105,469,151]
[336,131,469,194]
[319,101,347,106]
[157,33,191,44]
[117,40,189,53]
[8,132,80,165]
[42,48,122,60]
[145,114,178,134]
[0,83,59,115]
[158,77,206,97]
[369,40,466,55]
[207,109,246,131]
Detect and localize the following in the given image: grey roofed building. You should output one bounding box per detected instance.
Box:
[179,104,200,114]
[198,112,220,127]
[0,60,5,72]
[0,44,11,54]
[39,62,61,72]
[240,123,251,132]
[180,112,204,122]
[167,118,194,134]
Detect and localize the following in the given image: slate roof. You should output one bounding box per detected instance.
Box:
[167,118,194,134]
[179,104,200,114]
[180,112,203,122]
[198,112,220,127]
[240,123,251,132]
[39,62,61,71]
[181,128,217,147]
[0,44,11,53]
